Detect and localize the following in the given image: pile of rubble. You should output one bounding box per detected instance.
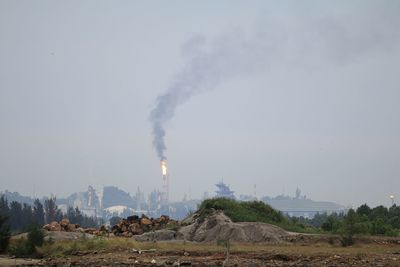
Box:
[43,218,80,232]
[42,215,178,238]
[111,214,178,237]
[42,218,107,236]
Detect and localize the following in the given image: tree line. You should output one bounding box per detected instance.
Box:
[0,195,101,233]
[295,204,400,245]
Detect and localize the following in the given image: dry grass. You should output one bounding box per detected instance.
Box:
[34,236,400,259]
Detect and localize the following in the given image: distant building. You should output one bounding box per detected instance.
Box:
[261,189,346,218]
[215,181,235,199]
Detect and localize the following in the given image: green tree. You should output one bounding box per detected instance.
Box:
[0,214,10,252]
[388,205,400,228]
[369,205,388,221]
[27,224,44,247]
[9,201,23,232]
[356,203,371,217]
[9,224,44,257]
[0,195,11,252]
[66,206,77,223]
[310,213,329,228]
[21,203,33,230]
[0,196,9,217]
[371,218,392,235]
[321,215,341,232]
[33,199,45,226]
[389,216,400,229]
[340,209,357,246]
[44,197,58,223]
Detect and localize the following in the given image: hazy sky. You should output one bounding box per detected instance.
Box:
[1,1,399,207]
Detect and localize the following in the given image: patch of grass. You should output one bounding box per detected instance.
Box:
[36,237,109,257]
[36,237,150,257]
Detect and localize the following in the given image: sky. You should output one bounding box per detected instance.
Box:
[0,0,399,207]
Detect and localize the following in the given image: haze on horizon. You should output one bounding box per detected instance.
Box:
[0,0,399,208]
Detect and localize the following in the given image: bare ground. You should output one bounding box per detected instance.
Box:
[2,235,400,266]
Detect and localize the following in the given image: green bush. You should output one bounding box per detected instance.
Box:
[27,224,44,247]
[321,215,342,232]
[340,234,354,247]
[198,198,285,224]
[9,224,44,257]
[9,238,34,257]
[371,218,392,235]
[339,209,357,246]
[371,219,383,234]
[353,222,371,234]
[389,216,400,229]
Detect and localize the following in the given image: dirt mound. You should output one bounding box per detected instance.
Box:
[177,210,290,243]
[132,229,177,242]
[12,230,95,242]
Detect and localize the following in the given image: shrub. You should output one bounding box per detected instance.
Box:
[321,216,341,232]
[353,222,371,234]
[339,209,357,247]
[389,216,400,229]
[9,224,44,257]
[27,224,44,247]
[9,238,34,257]
[340,235,354,247]
[371,218,391,235]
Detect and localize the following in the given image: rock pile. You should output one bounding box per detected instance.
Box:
[42,219,108,236]
[42,215,178,238]
[43,218,82,233]
[111,214,178,237]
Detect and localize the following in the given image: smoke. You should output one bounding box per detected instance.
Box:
[149,29,271,160]
[149,2,400,160]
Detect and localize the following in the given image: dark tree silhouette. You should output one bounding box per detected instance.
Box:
[33,199,45,226]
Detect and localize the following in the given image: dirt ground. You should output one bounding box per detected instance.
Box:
[2,236,400,266]
[39,247,400,266]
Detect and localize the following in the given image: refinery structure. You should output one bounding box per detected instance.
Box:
[31,158,347,222]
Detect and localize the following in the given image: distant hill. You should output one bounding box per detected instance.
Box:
[0,190,35,205]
